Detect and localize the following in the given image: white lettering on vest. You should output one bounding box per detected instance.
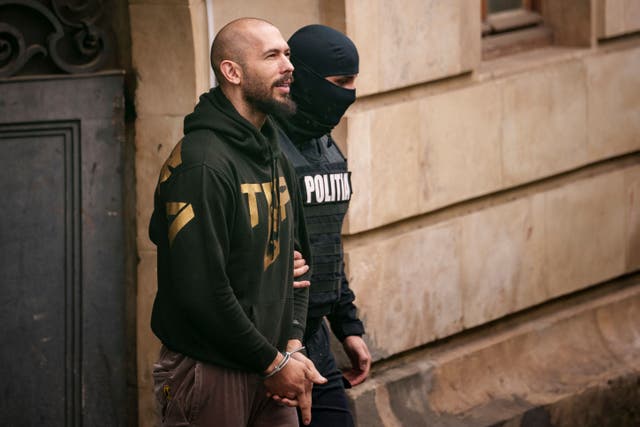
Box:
[304,176,315,204]
[303,172,352,204]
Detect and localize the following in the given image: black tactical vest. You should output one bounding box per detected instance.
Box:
[278,131,352,318]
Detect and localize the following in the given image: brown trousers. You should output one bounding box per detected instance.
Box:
[153,345,298,427]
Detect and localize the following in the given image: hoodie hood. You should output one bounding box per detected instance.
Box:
[184,86,281,163]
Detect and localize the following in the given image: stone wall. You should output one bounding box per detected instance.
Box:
[129,0,210,422]
[343,46,640,360]
[128,1,640,425]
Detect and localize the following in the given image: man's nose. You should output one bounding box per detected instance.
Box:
[282,55,294,73]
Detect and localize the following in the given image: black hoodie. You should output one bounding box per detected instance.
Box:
[149,87,310,373]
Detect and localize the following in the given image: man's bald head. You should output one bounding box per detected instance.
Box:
[210,18,276,85]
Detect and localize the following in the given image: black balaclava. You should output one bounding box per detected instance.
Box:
[283,24,359,143]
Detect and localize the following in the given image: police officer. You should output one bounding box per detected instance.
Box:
[275,24,371,427]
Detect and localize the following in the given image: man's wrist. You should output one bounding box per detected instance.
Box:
[286,339,303,352]
[262,346,306,379]
[264,352,285,376]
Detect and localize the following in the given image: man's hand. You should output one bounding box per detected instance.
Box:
[267,340,327,425]
[264,348,327,426]
[293,250,310,289]
[342,335,371,386]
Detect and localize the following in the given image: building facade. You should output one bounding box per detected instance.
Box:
[3,0,636,425]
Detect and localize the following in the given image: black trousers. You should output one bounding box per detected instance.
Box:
[298,320,355,427]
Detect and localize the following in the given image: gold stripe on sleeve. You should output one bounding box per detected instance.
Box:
[168,204,195,246]
[166,202,187,216]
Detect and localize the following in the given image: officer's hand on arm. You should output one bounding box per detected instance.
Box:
[293,250,310,289]
[342,335,371,386]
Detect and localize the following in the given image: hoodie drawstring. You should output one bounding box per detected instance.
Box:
[267,147,281,255]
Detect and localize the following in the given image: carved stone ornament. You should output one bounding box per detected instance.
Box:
[0,0,112,77]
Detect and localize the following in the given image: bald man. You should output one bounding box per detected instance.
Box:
[149,18,325,426]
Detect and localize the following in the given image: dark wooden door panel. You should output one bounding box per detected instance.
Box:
[0,127,79,426]
[0,73,125,426]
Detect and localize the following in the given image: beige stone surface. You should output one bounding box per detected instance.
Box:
[344,0,379,95]
[191,0,212,96]
[345,44,640,233]
[345,103,423,234]
[421,82,503,211]
[345,0,480,96]
[348,280,640,426]
[587,46,640,160]
[597,0,625,37]
[428,283,640,418]
[544,171,627,296]
[626,166,640,271]
[345,81,504,234]
[212,0,321,40]
[460,196,547,329]
[627,0,640,34]
[137,250,162,427]
[135,115,185,253]
[345,166,636,359]
[130,3,202,116]
[346,221,462,359]
[501,60,589,186]
[340,114,370,234]
[598,0,640,38]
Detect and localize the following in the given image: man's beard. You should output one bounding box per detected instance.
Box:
[243,75,297,117]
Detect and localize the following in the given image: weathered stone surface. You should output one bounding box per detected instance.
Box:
[213,0,321,39]
[191,0,212,94]
[347,280,640,426]
[345,164,637,359]
[421,82,503,212]
[344,80,504,234]
[544,171,626,296]
[586,46,640,160]
[344,103,422,234]
[626,166,640,271]
[597,0,640,38]
[137,250,162,427]
[130,3,202,116]
[460,196,546,329]
[344,44,640,233]
[501,60,589,187]
[344,0,480,96]
[346,220,462,359]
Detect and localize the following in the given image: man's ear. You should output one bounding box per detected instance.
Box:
[220,60,242,85]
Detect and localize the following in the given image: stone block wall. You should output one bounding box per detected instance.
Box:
[598,0,640,39]
[129,0,210,422]
[342,44,640,360]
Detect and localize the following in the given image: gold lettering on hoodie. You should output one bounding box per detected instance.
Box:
[241,177,291,269]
